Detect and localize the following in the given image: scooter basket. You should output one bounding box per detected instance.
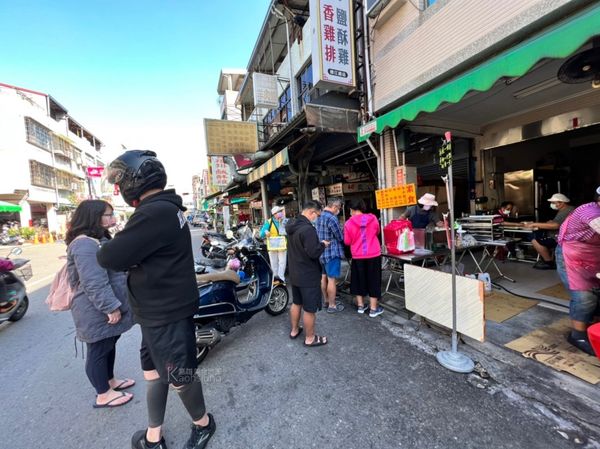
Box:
[17,264,33,281]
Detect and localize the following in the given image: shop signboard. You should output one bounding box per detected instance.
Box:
[312,187,327,204]
[87,166,104,178]
[252,73,279,109]
[358,120,377,138]
[343,182,375,194]
[395,165,417,186]
[375,183,417,209]
[310,0,356,90]
[204,119,259,155]
[210,156,230,188]
[326,183,343,196]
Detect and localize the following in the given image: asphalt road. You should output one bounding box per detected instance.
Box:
[0,231,590,449]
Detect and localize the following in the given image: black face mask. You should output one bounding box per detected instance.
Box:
[418,204,424,208]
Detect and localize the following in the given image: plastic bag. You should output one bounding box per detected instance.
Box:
[396,228,415,253]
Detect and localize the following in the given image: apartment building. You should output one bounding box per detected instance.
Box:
[0,82,105,233]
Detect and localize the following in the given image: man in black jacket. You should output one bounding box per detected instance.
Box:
[97,150,215,449]
[286,200,330,347]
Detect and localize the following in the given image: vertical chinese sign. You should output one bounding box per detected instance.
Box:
[310,0,356,90]
[209,156,230,191]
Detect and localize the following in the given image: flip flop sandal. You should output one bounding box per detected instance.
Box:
[290,327,303,339]
[304,335,328,347]
[113,378,136,391]
[93,392,133,409]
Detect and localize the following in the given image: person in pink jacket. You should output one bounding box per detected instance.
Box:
[344,199,384,317]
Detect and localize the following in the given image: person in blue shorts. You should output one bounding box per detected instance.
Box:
[316,198,345,313]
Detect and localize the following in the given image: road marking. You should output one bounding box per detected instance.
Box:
[26,273,55,288]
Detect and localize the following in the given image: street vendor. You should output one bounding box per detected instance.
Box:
[523,193,574,270]
[400,193,444,229]
[260,205,288,281]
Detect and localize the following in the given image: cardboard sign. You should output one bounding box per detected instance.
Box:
[375,183,417,209]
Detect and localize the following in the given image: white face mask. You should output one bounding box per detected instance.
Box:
[423,205,432,211]
[550,203,559,210]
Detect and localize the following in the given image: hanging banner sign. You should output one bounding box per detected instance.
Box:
[375,183,417,209]
[310,0,356,90]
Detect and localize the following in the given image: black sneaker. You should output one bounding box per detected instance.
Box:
[131,430,168,449]
[533,260,555,270]
[184,414,216,449]
[567,333,596,356]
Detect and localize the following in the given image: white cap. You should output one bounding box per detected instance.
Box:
[271,205,284,215]
[547,193,570,203]
[418,193,438,207]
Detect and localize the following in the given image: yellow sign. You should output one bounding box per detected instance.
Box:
[375,183,417,209]
[204,119,259,155]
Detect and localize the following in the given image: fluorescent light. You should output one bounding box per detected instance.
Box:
[513,78,564,99]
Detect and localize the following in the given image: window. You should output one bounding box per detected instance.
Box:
[55,170,72,190]
[297,64,313,107]
[278,86,292,124]
[52,135,74,159]
[25,117,52,151]
[29,160,55,189]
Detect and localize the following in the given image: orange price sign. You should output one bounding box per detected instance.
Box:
[375,183,418,209]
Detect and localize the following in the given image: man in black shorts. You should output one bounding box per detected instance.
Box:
[286,200,330,347]
[97,150,215,449]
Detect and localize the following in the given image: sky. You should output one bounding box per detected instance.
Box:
[0,0,271,194]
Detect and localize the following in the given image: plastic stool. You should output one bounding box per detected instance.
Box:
[587,323,600,359]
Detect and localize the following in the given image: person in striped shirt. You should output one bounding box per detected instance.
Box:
[556,186,600,355]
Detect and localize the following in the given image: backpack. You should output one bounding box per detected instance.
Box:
[45,235,98,312]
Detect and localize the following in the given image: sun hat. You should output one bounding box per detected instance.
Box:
[547,193,570,203]
[271,205,284,215]
[418,193,438,207]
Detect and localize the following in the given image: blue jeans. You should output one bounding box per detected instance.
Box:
[556,245,600,323]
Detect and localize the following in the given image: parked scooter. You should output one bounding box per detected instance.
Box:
[0,225,25,246]
[193,242,289,363]
[0,248,32,323]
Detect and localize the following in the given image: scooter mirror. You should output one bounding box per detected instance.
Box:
[10,247,23,256]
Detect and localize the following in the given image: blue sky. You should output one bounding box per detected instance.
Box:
[0,0,271,192]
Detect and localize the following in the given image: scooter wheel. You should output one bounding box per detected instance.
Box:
[266,285,289,316]
[8,296,28,322]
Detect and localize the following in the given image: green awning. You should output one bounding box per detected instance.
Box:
[358,4,600,142]
[0,201,22,213]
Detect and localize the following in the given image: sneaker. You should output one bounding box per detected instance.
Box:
[369,306,384,318]
[184,413,216,449]
[357,305,367,314]
[567,333,596,356]
[131,430,168,449]
[533,260,556,270]
[326,302,345,313]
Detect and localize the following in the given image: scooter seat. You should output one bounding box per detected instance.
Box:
[196,270,241,285]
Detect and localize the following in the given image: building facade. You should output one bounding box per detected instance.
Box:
[0,82,105,233]
[360,0,600,219]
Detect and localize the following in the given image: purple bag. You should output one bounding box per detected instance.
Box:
[0,258,15,272]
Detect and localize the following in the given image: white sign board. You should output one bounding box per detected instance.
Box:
[252,73,279,109]
[310,0,356,90]
[210,156,230,188]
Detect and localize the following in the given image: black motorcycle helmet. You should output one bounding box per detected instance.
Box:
[105,150,167,207]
